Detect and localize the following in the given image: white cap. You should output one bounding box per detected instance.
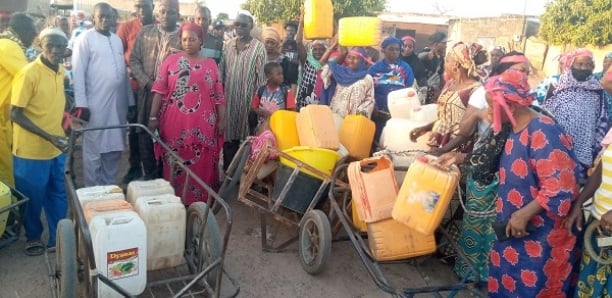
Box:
[39,27,68,41]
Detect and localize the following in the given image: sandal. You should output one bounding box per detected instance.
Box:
[24,240,45,256]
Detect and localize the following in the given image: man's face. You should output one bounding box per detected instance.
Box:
[93,6,114,33]
[195,10,211,32]
[158,4,179,30]
[213,28,224,39]
[233,15,252,39]
[134,1,154,25]
[41,35,68,65]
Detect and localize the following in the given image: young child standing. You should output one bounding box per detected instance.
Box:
[249,62,296,134]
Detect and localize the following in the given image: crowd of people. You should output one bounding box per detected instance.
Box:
[1,1,612,297]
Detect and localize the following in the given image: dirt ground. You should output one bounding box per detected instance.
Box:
[0,143,478,298]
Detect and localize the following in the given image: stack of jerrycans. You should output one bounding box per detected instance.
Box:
[76,185,147,296]
[127,179,186,271]
[347,156,436,261]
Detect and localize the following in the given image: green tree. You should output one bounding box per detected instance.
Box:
[241,0,386,25]
[215,12,229,22]
[540,0,612,46]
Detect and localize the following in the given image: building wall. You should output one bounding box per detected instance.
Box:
[448,15,539,51]
[382,21,447,52]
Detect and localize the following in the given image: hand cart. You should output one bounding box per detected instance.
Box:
[219,139,349,275]
[323,151,486,298]
[49,124,239,298]
[0,182,29,249]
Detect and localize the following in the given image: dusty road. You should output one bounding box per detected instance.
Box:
[0,146,475,297]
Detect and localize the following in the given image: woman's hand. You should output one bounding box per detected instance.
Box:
[435,151,464,167]
[506,209,531,238]
[217,117,226,136]
[148,118,159,132]
[563,204,584,232]
[409,127,426,142]
[600,210,612,232]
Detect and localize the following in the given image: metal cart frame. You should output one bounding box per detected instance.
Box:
[51,124,239,298]
[0,183,29,249]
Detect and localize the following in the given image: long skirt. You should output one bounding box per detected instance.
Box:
[453,175,498,282]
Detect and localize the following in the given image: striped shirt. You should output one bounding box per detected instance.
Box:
[219,37,266,140]
[592,145,612,220]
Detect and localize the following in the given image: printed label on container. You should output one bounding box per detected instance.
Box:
[408,191,440,213]
[107,248,139,280]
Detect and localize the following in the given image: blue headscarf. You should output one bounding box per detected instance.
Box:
[319,47,371,105]
[381,36,403,52]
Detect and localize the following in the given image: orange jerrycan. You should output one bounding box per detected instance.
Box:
[367,218,436,261]
[270,110,300,151]
[338,17,382,47]
[347,156,398,223]
[304,0,334,39]
[296,105,340,150]
[83,199,134,223]
[392,155,460,235]
[340,115,375,160]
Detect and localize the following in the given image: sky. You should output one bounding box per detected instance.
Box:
[194,0,553,18]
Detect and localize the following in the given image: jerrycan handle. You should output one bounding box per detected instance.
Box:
[358,156,391,173]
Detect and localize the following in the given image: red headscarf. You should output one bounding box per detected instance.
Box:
[402,36,416,44]
[485,69,534,133]
[181,22,204,43]
[561,48,593,70]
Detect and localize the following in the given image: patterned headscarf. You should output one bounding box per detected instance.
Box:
[449,42,477,78]
[485,69,534,133]
[469,42,486,58]
[262,27,280,43]
[402,36,416,44]
[562,48,593,70]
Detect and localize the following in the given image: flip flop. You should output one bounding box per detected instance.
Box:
[24,240,45,256]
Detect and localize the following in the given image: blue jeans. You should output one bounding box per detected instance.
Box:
[13,154,67,246]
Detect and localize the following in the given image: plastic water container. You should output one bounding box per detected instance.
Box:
[367,218,436,261]
[351,198,367,232]
[347,156,398,223]
[270,110,300,151]
[338,17,382,47]
[296,105,340,150]
[411,104,438,123]
[126,179,175,205]
[340,115,375,160]
[83,199,133,223]
[387,87,421,119]
[133,194,186,271]
[76,185,125,206]
[381,119,432,152]
[303,0,334,39]
[392,155,460,235]
[279,146,341,179]
[89,210,147,296]
[0,182,10,236]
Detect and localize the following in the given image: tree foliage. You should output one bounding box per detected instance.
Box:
[241,0,386,25]
[540,0,612,47]
[215,13,229,22]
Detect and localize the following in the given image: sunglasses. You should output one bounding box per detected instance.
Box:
[233,22,249,28]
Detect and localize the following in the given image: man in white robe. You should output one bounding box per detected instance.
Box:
[72,3,134,186]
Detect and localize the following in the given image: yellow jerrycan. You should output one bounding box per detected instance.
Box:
[304,0,334,39]
[338,17,382,47]
[340,115,375,160]
[270,110,300,151]
[296,105,340,150]
[367,218,436,261]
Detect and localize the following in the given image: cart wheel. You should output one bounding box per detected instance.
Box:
[56,219,78,298]
[584,220,612,265]
[214,142,251,214]
[299,210,332,275]
[186,202,222,288]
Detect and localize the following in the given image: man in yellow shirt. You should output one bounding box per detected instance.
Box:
[0,13,37,187]
[10,28,68,256]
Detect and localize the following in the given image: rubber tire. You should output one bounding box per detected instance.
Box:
[56,219,78,298]
[298,210,332,275]
[584,220,612,265]
[186,202,222,289]
[214,143,251,214]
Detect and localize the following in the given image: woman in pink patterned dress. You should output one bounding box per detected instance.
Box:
[148,22,225,205]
